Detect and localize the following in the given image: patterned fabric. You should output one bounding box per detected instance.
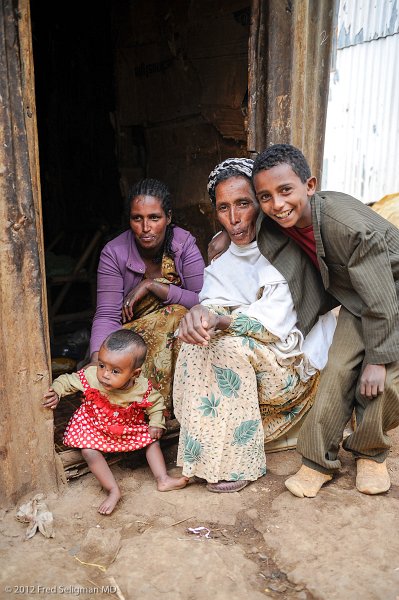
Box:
[207,158,254,205]
[89,226,204,355]
[174,308,318,483]
[63,370,154,452]
[124,255,187,415]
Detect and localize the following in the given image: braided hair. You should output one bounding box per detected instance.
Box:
[128,178,175,264]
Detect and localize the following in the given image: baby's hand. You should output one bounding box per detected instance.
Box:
[42,388,60,410]
[148,426,164,440]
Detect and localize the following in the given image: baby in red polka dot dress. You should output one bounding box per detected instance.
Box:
[43,329,189,515]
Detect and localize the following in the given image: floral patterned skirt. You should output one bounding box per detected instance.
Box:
[124,304,187,416]
[174,331,318,483]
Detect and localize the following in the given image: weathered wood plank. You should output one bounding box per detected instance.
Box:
[0,0,64,508]
[247,0,336,182]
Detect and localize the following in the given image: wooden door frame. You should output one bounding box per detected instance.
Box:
[248,0,337,182]
[0,0,64,508]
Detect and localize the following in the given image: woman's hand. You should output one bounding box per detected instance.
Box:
[148,426,164,440]
[207,230,230,263]
[122,280,153,323]
[178,305,230,345]
[42,388,60,410]
[122,279,170,323]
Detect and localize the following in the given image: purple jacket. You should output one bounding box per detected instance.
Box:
[90,226,205,354]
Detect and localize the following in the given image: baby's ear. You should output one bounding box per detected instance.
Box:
[132,367,142,378]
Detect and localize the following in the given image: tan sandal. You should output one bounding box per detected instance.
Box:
[206,480,249,493]
[356,459,390,495]
[285,465,332,498]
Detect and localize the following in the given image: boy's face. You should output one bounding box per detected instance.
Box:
[253,163,316,228]
[97,346,141,391]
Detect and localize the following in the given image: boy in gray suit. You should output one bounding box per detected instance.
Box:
[253,144,399,497]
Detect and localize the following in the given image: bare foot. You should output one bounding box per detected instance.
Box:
[98,487,121,515]
[156,475,189,492]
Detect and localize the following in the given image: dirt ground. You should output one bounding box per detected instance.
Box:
[1,429,399,600]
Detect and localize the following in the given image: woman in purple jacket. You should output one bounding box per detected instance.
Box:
[90,179,205,413]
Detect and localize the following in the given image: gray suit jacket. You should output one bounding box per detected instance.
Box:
[257,191,399,365]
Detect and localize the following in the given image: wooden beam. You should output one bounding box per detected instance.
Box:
[248,0,337,182]
[0,0,64,508]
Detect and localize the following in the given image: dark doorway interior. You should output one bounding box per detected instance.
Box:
[31,0,250,383]
[31,1,123,361]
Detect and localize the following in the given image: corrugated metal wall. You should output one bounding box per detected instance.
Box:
[322,0,399,203]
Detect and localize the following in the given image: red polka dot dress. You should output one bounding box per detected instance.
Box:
[63,370,155,452]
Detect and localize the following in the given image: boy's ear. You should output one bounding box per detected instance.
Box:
[306,176,317,196]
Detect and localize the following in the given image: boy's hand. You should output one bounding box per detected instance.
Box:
[360,364,386,399]
[148,426,164,440]
[207,230,229,263]
[42,388,60,409]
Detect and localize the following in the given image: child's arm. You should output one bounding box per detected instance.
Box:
[146,390,166,439]
[345,229,398,399]
[207,229,229,263]
[42,388,60,410]
[348,230,398,366]
[42,372,85,410]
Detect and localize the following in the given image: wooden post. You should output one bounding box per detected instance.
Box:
[248,0,337,182]
[0,0,64,508]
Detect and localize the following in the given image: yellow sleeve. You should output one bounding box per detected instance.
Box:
[146,389,166,429]
[52,372,84,398]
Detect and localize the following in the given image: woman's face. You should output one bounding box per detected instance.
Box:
[215,177,259,245]
[129,195,171,253]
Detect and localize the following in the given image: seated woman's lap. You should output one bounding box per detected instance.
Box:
[173,331,319,481]
[123,303,187,415]
[174,333,266,483]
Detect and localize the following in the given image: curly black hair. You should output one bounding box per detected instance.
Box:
[252,144,311,183]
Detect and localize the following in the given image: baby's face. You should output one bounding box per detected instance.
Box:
[97,346,140,391]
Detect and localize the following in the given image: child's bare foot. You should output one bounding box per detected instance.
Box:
[98,487,121,515]
[156,474,189,492]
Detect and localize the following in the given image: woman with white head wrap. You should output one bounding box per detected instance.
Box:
[173,158,336,492]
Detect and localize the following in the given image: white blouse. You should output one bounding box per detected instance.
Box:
[199,240,336,380]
